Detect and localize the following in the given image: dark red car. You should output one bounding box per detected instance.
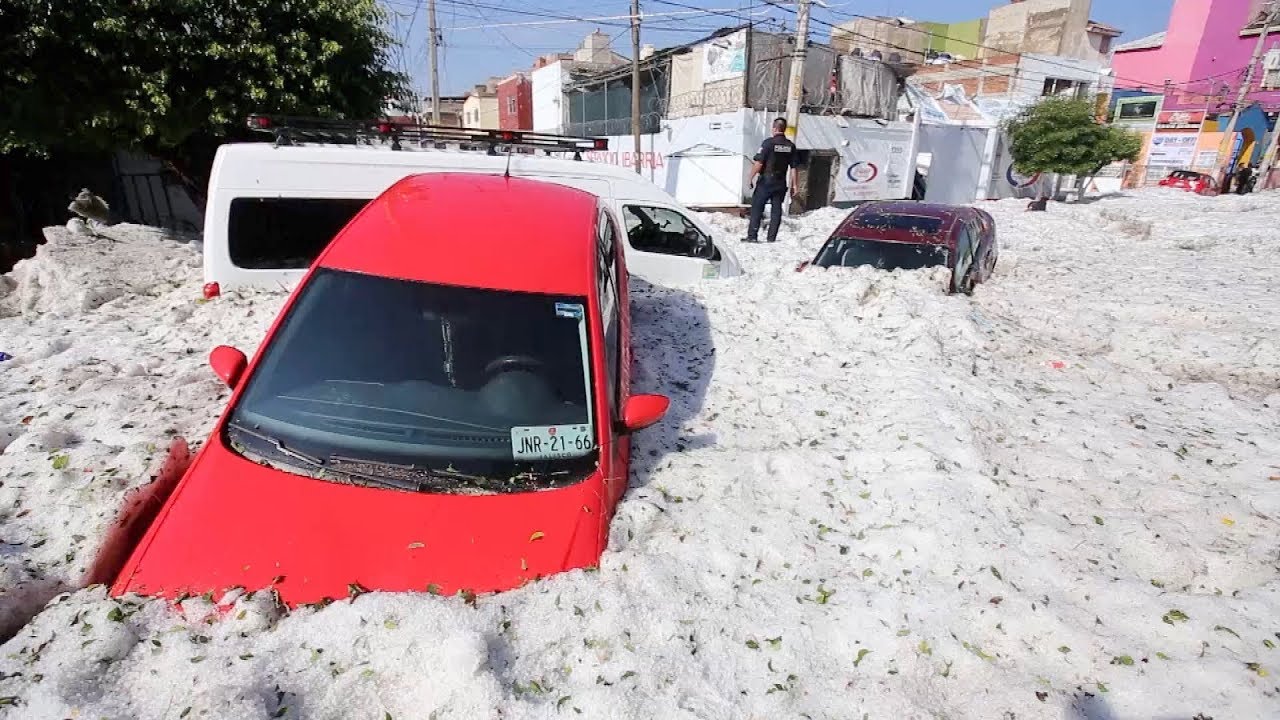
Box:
[1158,170,1218,195]
[800,201,998,294]
[109,174,668,605]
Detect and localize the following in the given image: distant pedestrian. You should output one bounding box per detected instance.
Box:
[745,117,799,243]
[1235,164,1255,194]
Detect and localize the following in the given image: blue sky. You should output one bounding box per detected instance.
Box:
[382,0,1176,97]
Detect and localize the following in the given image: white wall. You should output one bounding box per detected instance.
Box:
[581,109,917,206]
[532,62,565,133]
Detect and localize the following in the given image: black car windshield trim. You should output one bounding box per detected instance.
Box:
[222,268,599,493]
[813,237,949,271]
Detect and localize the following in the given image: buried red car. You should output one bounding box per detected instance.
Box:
[110,174,668,605]
[800,201,997,294]
[1158,170,1219,195]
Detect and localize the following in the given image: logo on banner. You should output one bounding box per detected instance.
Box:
[846,161,879,183]
[1006,163,1041,188]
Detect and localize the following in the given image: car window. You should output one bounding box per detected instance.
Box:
[813,237,948,270]
[224,268,599,494]
[597,211,621,414]
[228,197,370,269]
[623,204,715,260]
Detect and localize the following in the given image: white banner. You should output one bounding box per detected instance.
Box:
[1147,133,1198,168]
[703,30,747,84]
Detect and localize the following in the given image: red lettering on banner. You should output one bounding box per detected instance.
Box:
[584,149,667,170]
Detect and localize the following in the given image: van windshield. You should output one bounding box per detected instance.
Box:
[224,268,598,494]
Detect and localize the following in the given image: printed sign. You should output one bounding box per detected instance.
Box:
[511,424,594,460]
[846,161,879,183]
[703,30,747,83]
[1148,133,1198,167]
[835,135,913,202]
[1006,164,1042,189]
[1195,150,1219,169]
[1156,110,1205,130]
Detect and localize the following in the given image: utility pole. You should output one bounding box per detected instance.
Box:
[631,0,643,174]
[428,0,441,124]
[783,0,812,140]
[1213,0,1279,184]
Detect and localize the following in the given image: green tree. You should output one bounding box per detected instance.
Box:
[0,0,408,192]
[1004,97,1143,200]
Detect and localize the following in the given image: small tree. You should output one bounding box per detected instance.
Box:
[0,0,409,195]
[1004,97,1143,200]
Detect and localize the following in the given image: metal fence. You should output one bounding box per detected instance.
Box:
[564,113,662,138]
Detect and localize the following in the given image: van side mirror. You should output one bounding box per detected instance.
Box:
[209,345,248,389]
[620,394,669,433]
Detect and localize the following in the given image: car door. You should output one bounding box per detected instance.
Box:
[594,207,630,512]
[619,202,730,284]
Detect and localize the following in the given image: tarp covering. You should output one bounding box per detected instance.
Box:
[838,56,902,119]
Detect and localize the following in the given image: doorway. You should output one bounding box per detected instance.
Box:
[795,149,837,212]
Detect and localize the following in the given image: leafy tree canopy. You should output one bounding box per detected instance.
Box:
[0,0,408,180]
[1005,97,1143,177]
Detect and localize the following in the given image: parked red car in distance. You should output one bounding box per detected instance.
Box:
[110,173,669,605]
[1158,170,1219,195]
[799,201,998,294]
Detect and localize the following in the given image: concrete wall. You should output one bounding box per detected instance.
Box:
[919,19,985,59]
[831,18,928,64]
[982,0,1093,60]
[532,61,566,133]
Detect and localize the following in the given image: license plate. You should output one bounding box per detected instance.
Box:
[511,424,594,460]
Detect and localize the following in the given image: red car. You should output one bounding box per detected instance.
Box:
[799,201,998,294]
[110,174,669,605]
[1158,170,1218,195]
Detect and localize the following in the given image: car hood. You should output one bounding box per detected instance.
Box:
[113,441,607,605]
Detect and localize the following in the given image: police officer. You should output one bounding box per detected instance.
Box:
[745,117,799,243]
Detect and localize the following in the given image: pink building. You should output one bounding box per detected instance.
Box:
[1112,0,1280,112]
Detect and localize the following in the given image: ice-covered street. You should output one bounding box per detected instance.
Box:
[0,189,1277,719]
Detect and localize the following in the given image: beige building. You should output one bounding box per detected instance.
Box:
[830,17,928,65]
[462,78,501,129]
[982,0,1120,64]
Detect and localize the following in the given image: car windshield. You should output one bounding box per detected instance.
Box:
[813,237,949,271]
[224,268,598,494]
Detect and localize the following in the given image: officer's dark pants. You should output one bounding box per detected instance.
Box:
[747,180,787,242]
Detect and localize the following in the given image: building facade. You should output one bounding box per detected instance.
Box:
[497,74,533,130]
[1112,0,1279,177]
[830,17,928,64]
[462,79,500,129]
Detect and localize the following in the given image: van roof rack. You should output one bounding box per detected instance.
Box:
[245,114,608,159]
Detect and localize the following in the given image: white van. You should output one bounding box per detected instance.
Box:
[203,141,743,291]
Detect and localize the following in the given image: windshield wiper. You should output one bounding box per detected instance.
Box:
[226,421,422,492]
[327,455,490,487]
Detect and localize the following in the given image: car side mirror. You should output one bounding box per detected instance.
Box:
[209,345,248,389]
[620,394,669,433]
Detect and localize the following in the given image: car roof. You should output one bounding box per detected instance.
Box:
[317,173,598,296]
[832,201,968,245]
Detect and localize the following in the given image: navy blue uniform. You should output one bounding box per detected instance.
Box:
[747,135,799,242]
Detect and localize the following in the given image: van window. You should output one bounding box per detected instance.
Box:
[228,197,370,269]
[622,205,716,260]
